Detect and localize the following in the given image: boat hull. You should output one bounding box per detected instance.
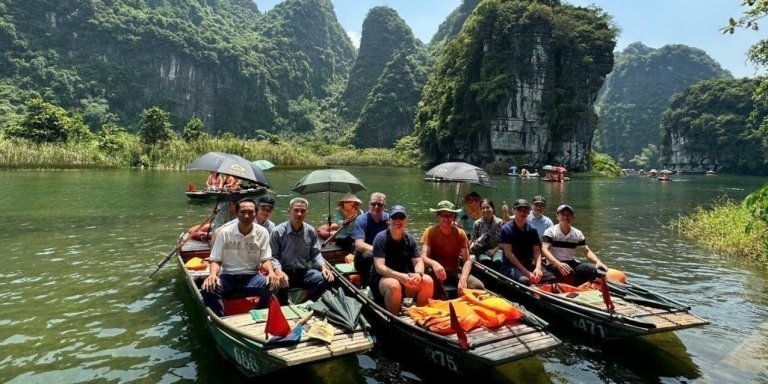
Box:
[472,262,708,340]
[176,236,374,377]
[185,188,266,201]
[326,258,561,374]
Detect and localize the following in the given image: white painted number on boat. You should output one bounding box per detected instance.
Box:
[576,318,605,338]
[428,349,457,372]
[233,346,260,373]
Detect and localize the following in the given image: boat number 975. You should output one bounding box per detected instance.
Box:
[576,318,605,338]
[428,349,457,372]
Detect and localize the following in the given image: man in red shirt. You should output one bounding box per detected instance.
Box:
[421,200,484,299]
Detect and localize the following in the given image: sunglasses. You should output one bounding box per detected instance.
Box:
[369,202,385,207]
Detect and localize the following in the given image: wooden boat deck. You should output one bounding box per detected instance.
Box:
[219,313,374,366]
[397,312,560,362]
[552,290,708,330]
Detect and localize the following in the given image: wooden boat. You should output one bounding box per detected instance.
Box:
[176,236,375,377]
[471,262,708,340]
[706,170,716,176]
[185,187,266,201]
[322,248,561,374]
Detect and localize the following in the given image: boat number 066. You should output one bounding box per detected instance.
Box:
[428,349,457,372]
[575,318,605,338]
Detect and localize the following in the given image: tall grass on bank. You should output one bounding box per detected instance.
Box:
[0,135,416,169]
[669,200,768,265]
[0,139,125,169]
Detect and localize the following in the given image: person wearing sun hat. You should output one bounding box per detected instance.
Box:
[498,199,556,286]
[370,205,433,314]
[541,204,608,285]
[421,200,484,299]
[317,192,363,252]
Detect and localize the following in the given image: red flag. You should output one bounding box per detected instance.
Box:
[265,295,290,338]
[449,302,469,350]
[600,278,615,313]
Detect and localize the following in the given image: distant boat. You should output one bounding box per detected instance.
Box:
[706,170,716,176]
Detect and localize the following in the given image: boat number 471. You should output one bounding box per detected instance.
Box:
[575,318,606,338]
[428,349,457,372]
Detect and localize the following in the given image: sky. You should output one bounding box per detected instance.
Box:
[255,0,765,78]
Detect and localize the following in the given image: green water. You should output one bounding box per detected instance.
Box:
[1,168,767,383]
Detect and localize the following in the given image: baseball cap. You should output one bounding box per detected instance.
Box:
[389,205,407,218]
[532,195,546,205]
[556,204,574,214]
[513,199,531,209]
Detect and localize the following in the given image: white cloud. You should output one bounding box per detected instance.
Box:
[346,30,361,49]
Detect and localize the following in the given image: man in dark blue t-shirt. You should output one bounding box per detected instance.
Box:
[353,192,389,286]
[370,205,433,314]
[498,199,555,286]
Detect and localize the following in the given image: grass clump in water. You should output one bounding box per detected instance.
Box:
[669,200,768,265]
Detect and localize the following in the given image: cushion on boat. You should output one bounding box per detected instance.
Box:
[224,296,260,316]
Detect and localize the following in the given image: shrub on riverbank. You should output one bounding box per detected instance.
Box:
[670,200,768,265]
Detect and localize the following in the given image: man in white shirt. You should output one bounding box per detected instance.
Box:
[201,198,279,316]
[541,204,607,286]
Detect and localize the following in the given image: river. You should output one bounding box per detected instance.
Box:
[1,168,766,383]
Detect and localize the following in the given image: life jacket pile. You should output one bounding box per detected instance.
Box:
[405,289,523,335]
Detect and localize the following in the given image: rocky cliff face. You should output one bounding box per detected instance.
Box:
[416,0,616,171]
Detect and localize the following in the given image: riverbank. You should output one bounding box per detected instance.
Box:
[0,136,419,169]
[670,200,768,266]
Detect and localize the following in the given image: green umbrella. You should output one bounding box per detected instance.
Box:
[309,287,362,332]
[292,169,367,222]
[252,159,275,171]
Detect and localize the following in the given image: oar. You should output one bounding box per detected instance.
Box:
[149,207,217,278]
[321,218,353,247]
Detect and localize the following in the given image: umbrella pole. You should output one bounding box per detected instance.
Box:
[454,183,462,206]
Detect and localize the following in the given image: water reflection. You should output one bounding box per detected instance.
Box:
[1,170,767,383]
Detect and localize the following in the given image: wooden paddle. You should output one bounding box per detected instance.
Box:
[149,205,218,278]
[321,218,353,247]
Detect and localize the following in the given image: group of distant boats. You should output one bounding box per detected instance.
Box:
[621,168,717,181]
[507,165,570,182]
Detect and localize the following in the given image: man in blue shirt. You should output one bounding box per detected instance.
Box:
[353,192,389,286]
[270,197,334,302]
[527,195,553,240]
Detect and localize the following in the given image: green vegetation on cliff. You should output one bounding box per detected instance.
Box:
[596,42,730,166]
[660,78,768,175]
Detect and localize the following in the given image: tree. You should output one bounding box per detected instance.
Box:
[724,0,768,131]
[629,144,661,169]
[6,97,91,143]
[139,106,173,146]
[183,117,205,142]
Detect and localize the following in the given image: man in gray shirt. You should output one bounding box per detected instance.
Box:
[270,197,334,302]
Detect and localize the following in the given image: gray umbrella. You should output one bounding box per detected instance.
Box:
[188,152,271,188]
[424,162,496,188]
[425,162,495,205]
